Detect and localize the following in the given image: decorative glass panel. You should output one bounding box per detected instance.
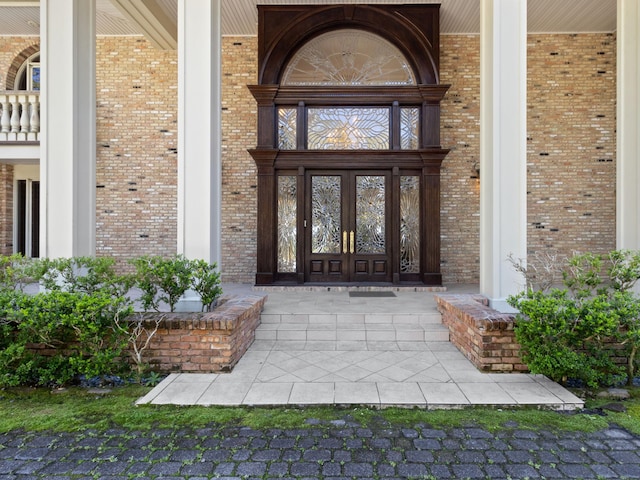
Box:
[282,29,415,86]
[400,176,420,273]
[277,176,297,272]
[278,108,297,150]
[311,176,342,254]
[308,108,389,150]
[401,108,420,150]
[356,176,385,254]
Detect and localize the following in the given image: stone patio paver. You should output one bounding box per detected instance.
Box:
[2,424,640,479]
[137,285,584,410]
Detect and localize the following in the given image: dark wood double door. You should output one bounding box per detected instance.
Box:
[305,170,392,283]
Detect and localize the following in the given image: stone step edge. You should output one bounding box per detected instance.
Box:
[260,313,443,325]
[257,323,449,331]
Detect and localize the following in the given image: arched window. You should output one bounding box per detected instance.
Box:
[281,29,416,86]
[15,52,40,91]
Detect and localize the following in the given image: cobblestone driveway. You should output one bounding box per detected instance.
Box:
[2,418,640,479]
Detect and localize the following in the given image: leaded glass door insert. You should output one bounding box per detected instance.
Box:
[305,171,391,283]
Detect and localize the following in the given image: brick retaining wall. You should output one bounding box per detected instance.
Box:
[435,294,528,373]
[136,294,265,373]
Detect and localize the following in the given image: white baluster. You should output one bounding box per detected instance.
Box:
[9,95,20,141]
[19,95,30,141]
[29,94,40,141]
[0,95,10,141]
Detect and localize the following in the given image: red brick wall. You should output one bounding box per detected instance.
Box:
[139,294,265,372]
[436,294,528,373]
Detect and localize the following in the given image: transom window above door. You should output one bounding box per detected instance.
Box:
[281,29,416,86]
[278,105,420,150]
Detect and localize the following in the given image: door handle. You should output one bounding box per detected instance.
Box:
[343,231,347,254]
[350,231,355,254]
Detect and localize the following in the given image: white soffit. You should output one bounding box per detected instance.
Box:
[223,0,616,36]
[109,0,177,48]
[0,0,617,37]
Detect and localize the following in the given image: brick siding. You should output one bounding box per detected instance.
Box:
[220,37,258,283]
[136,294,265,372]
[0,164,13,256]
[527,34,617,262]
[436,294,528,373]
[95,37,178,265]
[0,33,618,284]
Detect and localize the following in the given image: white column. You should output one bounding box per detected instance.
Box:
[40,0,96,258]
[479,0,528,312]
[177,0,221,265]
[617,0,640,252]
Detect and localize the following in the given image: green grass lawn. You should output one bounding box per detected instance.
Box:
[2,385,640,435]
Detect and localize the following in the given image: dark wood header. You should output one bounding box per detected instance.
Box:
[257,4,442,85]
[248,84,451,106]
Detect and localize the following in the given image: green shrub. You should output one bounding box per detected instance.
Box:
[510,289,622,387]
[130,255,222,312]
[190,259,222,312]
[38,256,133,299]
[0,254,47,292]
[508,250,640,388]
[0,288,132,387]
[0,254,222,387]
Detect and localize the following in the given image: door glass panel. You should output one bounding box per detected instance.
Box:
[311,176,342,254]
[308,108,390,150]
[400,176,420,273]
[277,176,297,272]
[355,175,385,254]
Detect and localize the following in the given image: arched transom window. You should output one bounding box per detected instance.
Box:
[281,29,416,86]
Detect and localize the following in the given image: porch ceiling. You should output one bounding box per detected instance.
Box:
[0,0,617,38]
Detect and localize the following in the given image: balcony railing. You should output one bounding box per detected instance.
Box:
[0,91,40,142]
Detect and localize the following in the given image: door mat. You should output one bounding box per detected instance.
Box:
[349,291,396,298]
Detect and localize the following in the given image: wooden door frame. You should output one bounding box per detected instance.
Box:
[249,4,449,286]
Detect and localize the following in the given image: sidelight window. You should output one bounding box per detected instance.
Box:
[277,175,297,272]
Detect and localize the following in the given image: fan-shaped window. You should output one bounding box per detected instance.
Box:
[281,29,415,86]
[15,53,40,91]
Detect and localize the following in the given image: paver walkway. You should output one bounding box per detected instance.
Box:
[2,420,640,479]
[138,285,584,410]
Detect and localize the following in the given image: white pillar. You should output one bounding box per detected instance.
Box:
[40,0,96,258]
[617,0,640,251]
[479,0,527,312]
[177,0,222,265]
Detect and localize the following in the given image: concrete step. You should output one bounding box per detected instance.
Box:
[260,311,443,326]
[255,321,449,342]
